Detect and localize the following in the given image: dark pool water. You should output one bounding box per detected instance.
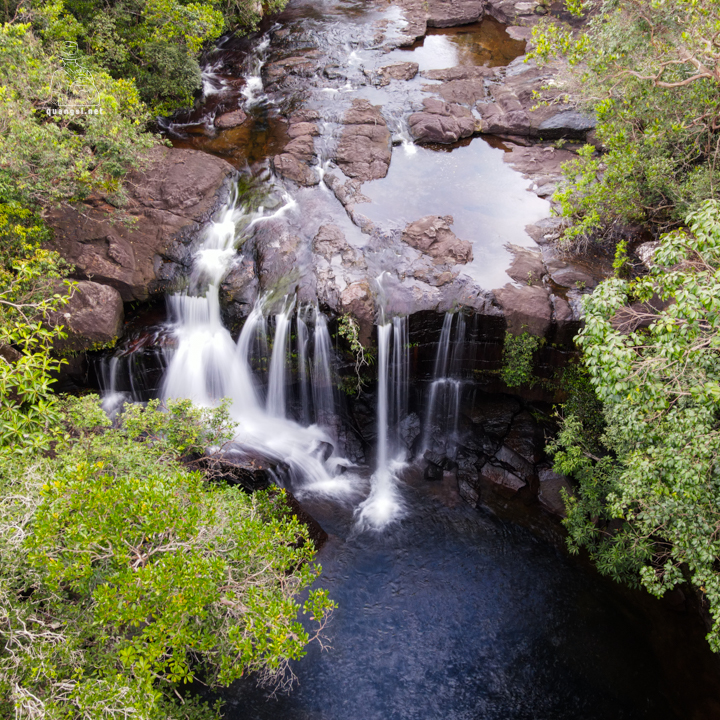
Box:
[225,477,720,720]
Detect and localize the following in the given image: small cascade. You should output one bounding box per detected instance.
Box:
[296,307,311,426]
[153,191,354,499]
[201,59,227,97]
[390,315,409,441]
[98,356,129,418]
[241,35,271,108]
[422,312,466,459]
[266,297,296,417]
[312,308,336,430]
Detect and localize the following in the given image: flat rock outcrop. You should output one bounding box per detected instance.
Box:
[477,58,595,139]
[272,111,321,186]
[426,0,485,27]
[402,216,473,264]
[45,146,235,302]
[409,98,476,144]
[493,283,553,336]
[334,100,392,181]
[376,62,419,85]
[215,109,247,128]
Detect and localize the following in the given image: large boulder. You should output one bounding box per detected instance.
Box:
[538,468,573,517]
[272,112,321,186]
[334,99,392,181]
[51,281,124,353]
[402,215,473,264]
[477,59,595,139]
[493,283,553,336]
[45,147,235,302]
[376,62,419,85]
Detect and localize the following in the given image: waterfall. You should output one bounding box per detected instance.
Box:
[267,297,296,417]
[99,356,129,418]
[242,35,271,107]
[422,312,465,458]
[355,278,408,530]
[391,316,409,442]
[157,191,353,499]
[312,308,335,429]
[296,307,311,426]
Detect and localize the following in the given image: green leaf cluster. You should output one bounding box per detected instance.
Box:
[550,200,720,651]
[501,330,543,388]
[0,395,335,719]
[530,0,720,246]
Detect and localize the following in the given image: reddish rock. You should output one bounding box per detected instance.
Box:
[335,100,392,181]
[402,216,473,264]
[215,109,247,129]
[426,0,485,27]
[45,147,235,301]
[409,98,476,144]
[51,281,124,353]
[493,283,553,336]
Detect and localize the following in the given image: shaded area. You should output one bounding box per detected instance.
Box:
[226,479,719,720]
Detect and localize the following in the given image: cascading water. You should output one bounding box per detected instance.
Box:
[355,276,409,530]
[266,297,296,417]
[312,307,335,430]
[159,191,355,499]
[296,307,311,426]
[422,311,465,458]
[241,35,271,107]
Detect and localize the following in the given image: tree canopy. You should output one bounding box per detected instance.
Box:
[550,200,720,650]
[531,0,720,246]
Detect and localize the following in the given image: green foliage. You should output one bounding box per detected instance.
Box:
[7,0,287,113]
[530,0,720,246]
[0,245,72,460]
[501,330,542,387]
[612,238,630,278]
[550,199,720,651]
[0,396,335,719]
[0,21,155,207]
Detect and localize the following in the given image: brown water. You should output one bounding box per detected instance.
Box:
[386,17,527,70]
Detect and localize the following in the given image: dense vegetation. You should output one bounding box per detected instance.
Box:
[534,0,720,650]
[0,2,340,718]
[531,0,720,247]
[0,262,334,718]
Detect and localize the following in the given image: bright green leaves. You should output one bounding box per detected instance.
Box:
[553,200,720,652]
[530,0,720,245]
[1,396,335,718]
[501,331,543,388]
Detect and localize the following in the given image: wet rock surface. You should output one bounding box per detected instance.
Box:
[402,215,473,264]
[334,99,392,181]
[477,57,595,139]
[45,146,235,302]
[51,281,124,354]
[409,98,476,144]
